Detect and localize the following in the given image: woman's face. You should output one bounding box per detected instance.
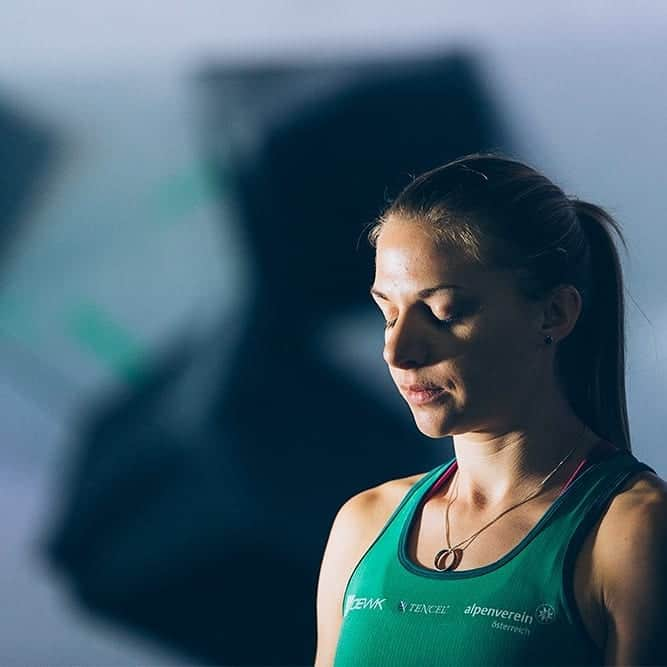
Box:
[371,216,547,439]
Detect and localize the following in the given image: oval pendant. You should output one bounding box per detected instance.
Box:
[434,547,463,571]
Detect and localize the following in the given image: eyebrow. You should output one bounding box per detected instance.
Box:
[369,283,465,301]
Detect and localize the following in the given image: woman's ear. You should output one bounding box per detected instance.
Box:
[540,283,583,342]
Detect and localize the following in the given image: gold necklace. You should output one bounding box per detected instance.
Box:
[433,443,580,571]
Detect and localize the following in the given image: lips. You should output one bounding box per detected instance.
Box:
[400,384,447,406]
[401,383,443,392]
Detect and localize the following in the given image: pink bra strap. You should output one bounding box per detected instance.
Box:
[557,438,618,495]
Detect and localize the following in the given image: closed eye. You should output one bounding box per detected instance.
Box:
[384,315,458,330]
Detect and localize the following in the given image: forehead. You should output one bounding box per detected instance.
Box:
[374,219,478,289]
[372,218,520,304]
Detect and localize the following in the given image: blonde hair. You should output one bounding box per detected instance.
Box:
[364,151,633,451]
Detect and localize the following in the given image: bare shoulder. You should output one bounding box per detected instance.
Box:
[379,470,431,504]
[601,468,667,522]
[348,469,432,533]
[325,468,431,565]
[585,468,667,593]
[313,469,430,666]
[595,468,667,553]
[591,468,667,664]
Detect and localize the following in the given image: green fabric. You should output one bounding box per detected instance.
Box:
[334,449,655,667]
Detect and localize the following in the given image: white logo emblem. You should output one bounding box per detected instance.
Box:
[344,594,386,617]
[535,603,556,624]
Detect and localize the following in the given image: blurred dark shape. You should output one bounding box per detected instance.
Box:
[43,50,509,665]
[0,94,58,268]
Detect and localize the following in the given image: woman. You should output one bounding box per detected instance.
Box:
[314,153,667,666]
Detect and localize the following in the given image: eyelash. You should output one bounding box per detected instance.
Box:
[384,315,458,330]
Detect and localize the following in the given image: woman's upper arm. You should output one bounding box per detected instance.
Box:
[599,480,667,666]
[313,489,379,667]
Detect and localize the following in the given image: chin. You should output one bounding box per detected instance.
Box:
[419,428,451,439]
[410,398,467,438]
[412,414,454,439]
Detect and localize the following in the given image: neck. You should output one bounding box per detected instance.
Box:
[450,397,601,511]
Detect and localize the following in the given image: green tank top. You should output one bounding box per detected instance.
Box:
[333,442,655,667]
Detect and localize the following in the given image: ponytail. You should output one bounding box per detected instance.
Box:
[560,198,631,451]
[370,152,638,453]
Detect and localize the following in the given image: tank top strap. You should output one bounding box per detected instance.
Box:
[378,458,455,539]
[557,438,625,494]
[509,440,657,581]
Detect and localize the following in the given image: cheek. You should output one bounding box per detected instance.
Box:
[452,327,527,389]
[478,328,538,390]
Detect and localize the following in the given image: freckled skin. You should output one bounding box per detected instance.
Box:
[370,214,599,507]
[373,218,554,440]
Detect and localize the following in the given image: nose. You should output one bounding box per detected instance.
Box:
[382,312,431,369]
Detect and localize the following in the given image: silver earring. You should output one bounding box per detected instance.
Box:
[544,335,553,345]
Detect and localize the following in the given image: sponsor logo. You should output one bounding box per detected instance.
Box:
[344,594,386,617]
[463,601,557,637]
[490,620,532,637]
[344,593,557,637]
[465,602,535,638]
[464,603,533,625]
[535,603,556,624]
[397,600,451,615]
